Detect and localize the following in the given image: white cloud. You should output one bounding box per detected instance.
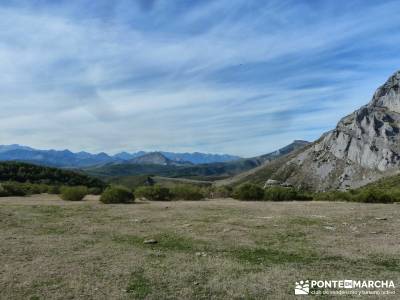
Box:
[1,1,400,156]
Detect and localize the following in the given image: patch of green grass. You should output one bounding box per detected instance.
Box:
[288,217,322,226]
[126,269,152,299]
[154,233,202,251]
[37,225,70,235]
[230,247,314,266]
[112,234,143,246]
[371,256,400,272]
[273,231,307,243]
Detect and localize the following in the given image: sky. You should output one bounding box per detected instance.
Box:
[1,0,400,157]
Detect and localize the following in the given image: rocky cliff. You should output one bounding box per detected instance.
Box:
[252,71,400,191]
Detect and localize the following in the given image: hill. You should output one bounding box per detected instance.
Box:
[129,152,192,166]
[356,172,400,192]
[0,161,105,188]
[235,70,400,191]
[215,142,312,187]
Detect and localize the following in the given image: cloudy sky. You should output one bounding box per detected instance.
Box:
[1,0,400,157]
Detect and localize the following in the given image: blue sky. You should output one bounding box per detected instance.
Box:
[1,0,400,156]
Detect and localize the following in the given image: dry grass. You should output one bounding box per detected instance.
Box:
[0,194,399,299]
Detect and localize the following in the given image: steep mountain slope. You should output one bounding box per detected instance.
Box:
[238,71,400,191]
[215,142,312,187]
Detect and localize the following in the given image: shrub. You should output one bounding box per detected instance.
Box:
[48,185,61,194]
[88,187,103,195]
[313,188,398,203]
[354,189,394,203]
[389,190,400,202]
[170,185,205,200]
[26,183,49,195]
[233,183,264,201]
[264,187,312,201]
[313,190,352,202]
[0,182,29,197]
[135,185,171,201]
[0,184,7,197]
[38,184,50,194]
[100,186,134,204]
[199,186,213,199]
[213,186,233,198]
[60,186,88,201]
[134,186,151,199]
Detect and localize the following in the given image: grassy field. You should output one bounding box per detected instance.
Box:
[0,195,399,299]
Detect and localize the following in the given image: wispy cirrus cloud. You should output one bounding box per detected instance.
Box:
[1,0,400,156]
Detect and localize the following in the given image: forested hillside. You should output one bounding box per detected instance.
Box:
[0,162,105,188]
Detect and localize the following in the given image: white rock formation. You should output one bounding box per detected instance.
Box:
[275,70,400,191]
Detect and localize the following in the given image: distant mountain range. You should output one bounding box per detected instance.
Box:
[117,151,238,164]
[85,140,310,181]
[0,144,240,168]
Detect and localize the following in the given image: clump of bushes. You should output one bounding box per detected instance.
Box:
[100,186,134,204]
[60,186,88,201]
[313,190,352,202]
[264,187,311,201]
[314,188,398,203]
[88,187,103,195]
[233,183,264,201]
[354,189,395,203]
[0,182,57,197]
[0,182,29,197]
[134,184,206,201]
[0,181,103,198]
[135,185,171,201]
[0,161,105,189]
[48,185,61,194]
[213,186,233,198]
[232,183,311,201]
[170,185,204,200]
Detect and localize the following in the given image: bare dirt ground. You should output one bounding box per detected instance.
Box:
[0,194,399,299]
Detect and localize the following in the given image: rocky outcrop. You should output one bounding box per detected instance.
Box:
[270,71,400,191]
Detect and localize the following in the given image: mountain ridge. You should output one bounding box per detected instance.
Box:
[85,140,310,180]
[0,145,241,167]
[128,152,193,166]
[236,70,400,191]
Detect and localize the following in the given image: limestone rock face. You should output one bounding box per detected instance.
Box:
[276,71,400,191]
